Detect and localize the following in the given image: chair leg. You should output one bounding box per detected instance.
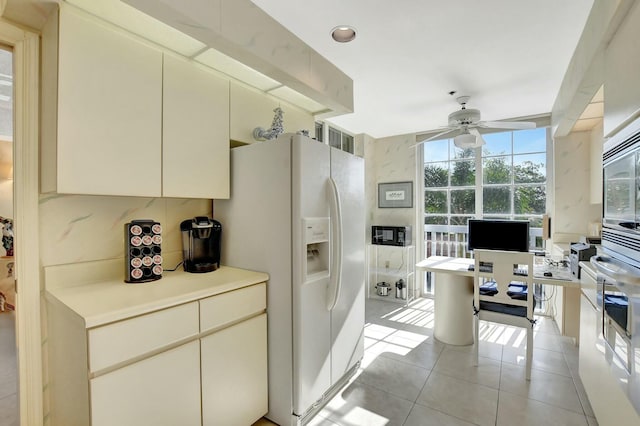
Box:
[526,323,533,381]
[473,314,479,367]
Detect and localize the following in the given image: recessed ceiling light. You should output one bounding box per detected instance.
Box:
[331,26,356,43]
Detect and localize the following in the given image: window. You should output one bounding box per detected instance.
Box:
[423,128,547,258]
[316,121,354,154]
[314,122,324,142]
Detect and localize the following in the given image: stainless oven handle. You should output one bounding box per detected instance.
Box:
[591,256,619,284]
[617,221,640,230]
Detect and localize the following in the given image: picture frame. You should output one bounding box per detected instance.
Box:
[378,181,413,208]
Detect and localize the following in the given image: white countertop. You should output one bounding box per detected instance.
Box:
[46,266,269,328]
[416,255,580,288]
[416,256,474,276]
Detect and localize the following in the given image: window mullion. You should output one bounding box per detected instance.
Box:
[475,146,483,218]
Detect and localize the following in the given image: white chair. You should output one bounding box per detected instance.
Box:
[473,249,535,380]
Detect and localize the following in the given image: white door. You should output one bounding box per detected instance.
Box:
[329,148,365,383]
[291,136,332,415]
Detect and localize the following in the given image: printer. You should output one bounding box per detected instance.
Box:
[570,242,597,278]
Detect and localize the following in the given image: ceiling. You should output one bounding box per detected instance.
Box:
[251,0,594,139]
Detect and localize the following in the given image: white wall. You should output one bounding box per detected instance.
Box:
[364,133,417,242]
[0,140,12,220]
[0,180,12,219]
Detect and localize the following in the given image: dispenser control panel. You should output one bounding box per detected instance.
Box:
[304,217,330,244]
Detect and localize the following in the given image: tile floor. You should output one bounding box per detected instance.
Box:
[3,298,599,426]
[304,297,598,426]
[0,311,18,426]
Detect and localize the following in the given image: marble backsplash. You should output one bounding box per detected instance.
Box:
[39,194,212,268]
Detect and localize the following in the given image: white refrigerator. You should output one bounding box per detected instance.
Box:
[214,133,365,425]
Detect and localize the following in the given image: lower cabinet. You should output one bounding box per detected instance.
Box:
[47,282,267,426]
[91,341,202,426]
[201,314,268,426]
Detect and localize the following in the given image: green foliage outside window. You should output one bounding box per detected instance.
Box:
[425,190,447,213]
[423,129,547,229]
[424,163,448,187]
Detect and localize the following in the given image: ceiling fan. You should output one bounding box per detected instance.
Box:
[419,96,536,149]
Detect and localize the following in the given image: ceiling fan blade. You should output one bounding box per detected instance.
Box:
[478,120,536,130]
[468,128,486,146]
[423,128,461,142]
[409,128,460,148]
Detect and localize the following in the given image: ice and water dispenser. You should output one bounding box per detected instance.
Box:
[303,218,330,281]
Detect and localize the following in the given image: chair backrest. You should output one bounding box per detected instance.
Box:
[473,249,535,319]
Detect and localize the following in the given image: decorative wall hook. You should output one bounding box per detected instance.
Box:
[253,107,284,141]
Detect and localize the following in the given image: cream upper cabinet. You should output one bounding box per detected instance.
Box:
[590,123,604,204]
[230,83,279,144]
[163,55,230,199]
[42,4,232,199]
[604,2,640,137]
[42,5,163,196]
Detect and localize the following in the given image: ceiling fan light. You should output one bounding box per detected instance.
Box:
[454,132,479,148]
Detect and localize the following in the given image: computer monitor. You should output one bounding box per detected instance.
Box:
[467,219,530,252]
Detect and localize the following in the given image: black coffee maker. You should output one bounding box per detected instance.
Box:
[180,217,222,273]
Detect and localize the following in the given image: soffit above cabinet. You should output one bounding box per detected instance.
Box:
[63,0,350,117]
[571,85,604,132]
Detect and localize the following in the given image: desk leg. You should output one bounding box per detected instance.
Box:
[434,273,474,346]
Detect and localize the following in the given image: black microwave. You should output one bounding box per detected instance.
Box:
[372,226,412,246]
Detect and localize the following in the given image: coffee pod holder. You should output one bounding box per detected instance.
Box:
[124,220,163,283]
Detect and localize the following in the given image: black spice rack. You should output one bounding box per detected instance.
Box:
[124,220,163,283]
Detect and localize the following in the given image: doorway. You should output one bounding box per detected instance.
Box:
[0,18,42,425]
[0,44,17,425]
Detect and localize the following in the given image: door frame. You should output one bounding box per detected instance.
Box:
[0,17,43,426]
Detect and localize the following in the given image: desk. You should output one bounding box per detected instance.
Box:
[416,256,580,345]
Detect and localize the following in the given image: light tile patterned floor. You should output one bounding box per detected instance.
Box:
[1,297,597,426]
[305,297,599,426]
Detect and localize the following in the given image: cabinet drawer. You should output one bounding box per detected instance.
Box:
[88,302,199,373]
[200,283,266,332]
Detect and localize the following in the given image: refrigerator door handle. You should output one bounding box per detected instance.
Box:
[327,177,343,311]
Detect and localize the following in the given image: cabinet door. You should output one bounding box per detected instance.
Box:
[201,314,268,426]
[163,54,230,198]
[56,6,162,196]
[230,83,278,144]
[90,341,201,426]
[604,2,640,137]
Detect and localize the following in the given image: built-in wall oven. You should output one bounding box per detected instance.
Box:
[602,116,640,268]
[596,115,640,415]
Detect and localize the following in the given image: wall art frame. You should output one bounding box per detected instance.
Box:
[378,181,413,208]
